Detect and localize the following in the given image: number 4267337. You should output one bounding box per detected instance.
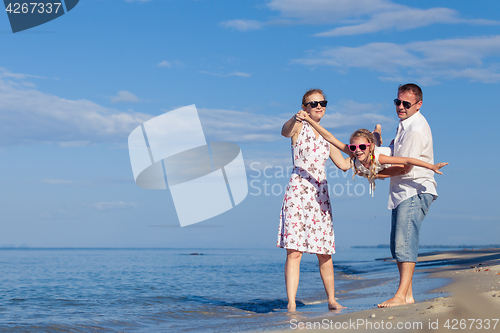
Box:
[5,3,62,14]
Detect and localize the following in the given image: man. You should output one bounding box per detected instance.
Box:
[377,83,438,308]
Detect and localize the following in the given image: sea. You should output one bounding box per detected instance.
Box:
[0,247,460,332]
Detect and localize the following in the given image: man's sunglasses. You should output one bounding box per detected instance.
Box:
[393,99,419,109]
[348,143,371,152]
[304,100,328,108]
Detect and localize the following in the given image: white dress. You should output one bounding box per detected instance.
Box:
[277,122,335,255]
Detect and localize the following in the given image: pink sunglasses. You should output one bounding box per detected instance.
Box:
[348,143,371,152]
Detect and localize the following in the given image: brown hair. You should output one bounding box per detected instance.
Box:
[349,129,377,180]
[302,89,326,106]
[398,83,422,102]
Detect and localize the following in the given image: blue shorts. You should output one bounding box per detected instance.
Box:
[390,194,433,262]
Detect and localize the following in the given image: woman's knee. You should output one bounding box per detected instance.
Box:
[316,254,331,262]
[287,249,303,260]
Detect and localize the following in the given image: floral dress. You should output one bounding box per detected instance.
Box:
[277,122,335,254]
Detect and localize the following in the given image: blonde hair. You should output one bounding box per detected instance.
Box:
[302,89,326,106]
[349,129,377,180]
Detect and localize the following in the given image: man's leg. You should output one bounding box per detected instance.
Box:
[378,194,433,308]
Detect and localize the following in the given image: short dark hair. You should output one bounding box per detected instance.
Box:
[302,89,326,106]
[398,83,422,102]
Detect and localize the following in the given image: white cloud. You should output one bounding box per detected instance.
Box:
[220,19,263,31]
[314,7,461,37]
[91,202,138,210]
[0,69,393,148]
[0,70,152,146]
[157,60,184,69]
[197,103,394,144]
[229,72,251,78]
[199,71,251,78]
[225,0,499,36]
[294,35,500,83]
[267,0,397,23]
[110,90,141,103]
[40,179,77,185]
[158,60,171,68]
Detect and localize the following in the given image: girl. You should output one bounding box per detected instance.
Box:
[278,89,351,312]
[296,110,448,196]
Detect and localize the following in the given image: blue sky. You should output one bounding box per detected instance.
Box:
[1,0,499,248]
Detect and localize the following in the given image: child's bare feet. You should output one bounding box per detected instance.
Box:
[373,124,383,147]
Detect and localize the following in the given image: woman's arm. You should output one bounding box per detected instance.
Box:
[378,155,448,175]
[298,111,352,156]
[281,113,302,138]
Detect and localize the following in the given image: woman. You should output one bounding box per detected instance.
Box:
[277,89,350,312]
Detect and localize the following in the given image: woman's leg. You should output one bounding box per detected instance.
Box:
[285,249,302,312]
[317,254,345,310]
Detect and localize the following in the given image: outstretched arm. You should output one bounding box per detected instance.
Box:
[297,111,352,156]
[376,165,408,178]
[329,144,351,172]
[378,155,449,175]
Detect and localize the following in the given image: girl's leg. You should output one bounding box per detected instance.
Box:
[316,254,345,310]
[285,249,302,312]
[373,124,383,147]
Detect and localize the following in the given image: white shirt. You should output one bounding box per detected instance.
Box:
[388,111,437,209]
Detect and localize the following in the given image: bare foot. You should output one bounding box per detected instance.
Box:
[287,302,296,312]
[328,300,345,310]
[377,296,407,308]
[406,296,415,304]
[373,124,383,147]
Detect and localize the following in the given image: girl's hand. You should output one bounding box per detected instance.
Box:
[296,110,310,122]
[294,110,305,122]
[432,162,449,175]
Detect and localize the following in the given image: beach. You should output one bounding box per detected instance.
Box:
[274,248,500,333]
[1,247,499,332]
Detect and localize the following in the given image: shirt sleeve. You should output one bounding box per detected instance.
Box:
[397,131,427,159]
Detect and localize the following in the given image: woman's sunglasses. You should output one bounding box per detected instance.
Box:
[348,143,371,152]
[304,100,328,108]
[393,99,418,109]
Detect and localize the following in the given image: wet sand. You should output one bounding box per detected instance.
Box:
[273,248,500,332]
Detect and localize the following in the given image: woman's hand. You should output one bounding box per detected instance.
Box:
[432,162,449,175]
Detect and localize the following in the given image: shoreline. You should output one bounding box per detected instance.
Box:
[269,248,500,332]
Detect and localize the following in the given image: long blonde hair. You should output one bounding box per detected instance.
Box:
[350,129,377,180]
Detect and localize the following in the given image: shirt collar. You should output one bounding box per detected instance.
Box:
[399,110,421,131]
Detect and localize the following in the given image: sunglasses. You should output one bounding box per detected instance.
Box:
[393,99,419,109]
[348,143,371,152]
[304,100,328,108]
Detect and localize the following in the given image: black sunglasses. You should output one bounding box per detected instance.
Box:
[305,100,328,108]
[393,99,419,109]
[348,143,371,152]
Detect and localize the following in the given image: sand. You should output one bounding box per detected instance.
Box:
[274,248,500,333]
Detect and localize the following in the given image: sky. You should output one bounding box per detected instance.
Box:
[1,0,499,249]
